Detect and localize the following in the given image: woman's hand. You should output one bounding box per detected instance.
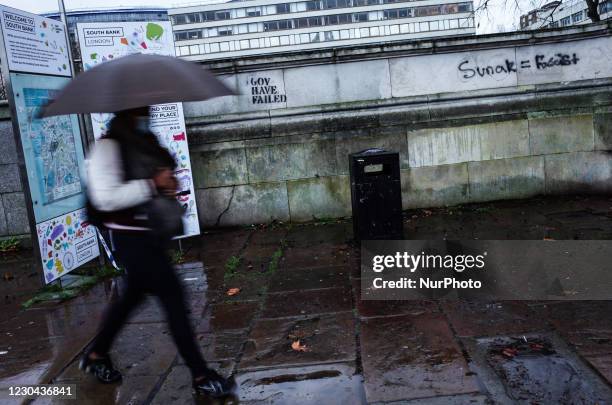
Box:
[153,168,178,196]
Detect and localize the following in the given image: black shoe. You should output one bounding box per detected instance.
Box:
[79,353,123,384]
[193,369,235,398]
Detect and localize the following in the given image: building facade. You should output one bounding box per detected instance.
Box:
[520,0,611,30]
[43,7,168,63]
[169,0,475,61]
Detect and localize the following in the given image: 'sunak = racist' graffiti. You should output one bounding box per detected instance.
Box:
[458,52,581,80]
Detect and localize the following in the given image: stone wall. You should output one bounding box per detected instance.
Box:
[0,102,30,239]
[186,22,612,226]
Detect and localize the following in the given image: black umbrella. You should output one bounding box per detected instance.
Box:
[41,53,236,117]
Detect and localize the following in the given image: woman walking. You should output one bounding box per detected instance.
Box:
[81,106,234,398]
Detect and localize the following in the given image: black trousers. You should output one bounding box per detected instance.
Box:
[91,231,207,377]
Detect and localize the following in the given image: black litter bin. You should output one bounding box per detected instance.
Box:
[349,148,403,241]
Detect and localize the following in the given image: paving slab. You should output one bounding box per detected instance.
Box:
[239,312,356,370]
[235,363,366,404]
[441,301,545,337]
[373,393,490,405]
[360,313,480,403]
[197,301,259,334]
[150,362,236,405]
[194,331,248,362]
[268,265,350,293]
[280,245,353,270]
[285,223,351,247]
[261,287,352,319]
[41,374,159,405]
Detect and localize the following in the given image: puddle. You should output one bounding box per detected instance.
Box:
[486,336,611,404]
[236,363,366,404]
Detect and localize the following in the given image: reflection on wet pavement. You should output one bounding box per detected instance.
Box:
[1,195,612,403]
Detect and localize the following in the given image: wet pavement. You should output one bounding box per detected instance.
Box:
[1,195,612,404]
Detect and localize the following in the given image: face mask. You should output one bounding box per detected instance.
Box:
[135,116,150,133]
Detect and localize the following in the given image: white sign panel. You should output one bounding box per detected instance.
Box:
[0,5,71,76]
[76,21,200,238]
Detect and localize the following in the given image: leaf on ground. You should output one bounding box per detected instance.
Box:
[543,237,555,241]
[291,340,309,352]
[226,288,241,296]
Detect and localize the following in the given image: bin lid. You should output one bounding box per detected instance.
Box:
[351,148,398,158]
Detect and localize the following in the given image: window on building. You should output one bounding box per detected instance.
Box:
[458,3,472,12]
[263,21,279,31]
[204,11,216,21]
[186,13,201,23]
[215,11,230,20]
[599,0,611,13]
[326,14,339,24]
[337,0,351,8]
[174,14,187,24]
[560,16,570,25]
[247,8,261,17]
[354,12,368,22]
[306,1,321,10]
[442,4,459,13]
[238,24,248,34]
[248,23,258,32]
[324,0,338,8]
[278,19,292,29]
[384,9,399,19]
[218,28,232,36]
[175,31,188,41]
[399,9,409,17]
[276,3,291,13]
[549,21,559,27]
[572,11,583,22]
[296,17,309,28]
[338,14,351,23]
[308,16,323,26]
[188,30,202,39]
[280,35,290,45]
[236,8,246,18]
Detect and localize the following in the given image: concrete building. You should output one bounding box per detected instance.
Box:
[42,7,168,62]
[169,0,476,61]
[520,0,611,30]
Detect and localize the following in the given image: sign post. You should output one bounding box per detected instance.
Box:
[0,5,100,284]
[76,21,201,238]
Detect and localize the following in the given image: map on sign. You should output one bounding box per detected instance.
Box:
[11,72,87,224]
[22,87,82,205]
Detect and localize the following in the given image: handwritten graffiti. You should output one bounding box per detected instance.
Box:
[248,77,287,104]
[458,52,581,80]
[534,53,580,69]
[458,59,516,79]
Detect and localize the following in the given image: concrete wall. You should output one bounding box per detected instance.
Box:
[0,102,30,239]
[185,22,612,226]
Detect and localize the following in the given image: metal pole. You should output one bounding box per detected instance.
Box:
[58,0,68,24]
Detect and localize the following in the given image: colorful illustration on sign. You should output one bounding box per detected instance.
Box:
[22,88,82,205]
[146,23,164,41]
[37,209,99,283]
